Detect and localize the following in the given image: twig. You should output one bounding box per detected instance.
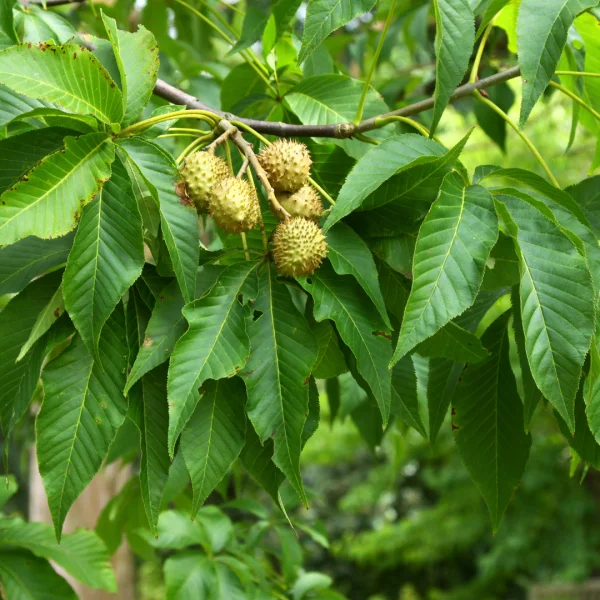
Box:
[153,66,522,138]
[236,158,250,178]
[218,120,291,220]
[206,128,236,153]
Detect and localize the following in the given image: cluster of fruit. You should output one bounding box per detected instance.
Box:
[181,139,328,277]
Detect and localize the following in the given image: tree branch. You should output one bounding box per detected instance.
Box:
[27,0,83,5]
[154,67,522,138]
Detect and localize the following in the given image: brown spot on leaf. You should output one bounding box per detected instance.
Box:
[53,308,61,318]
[175,180,193,206]
[451,423,460,431]
[374,331,392,340]
[143,336,154,348]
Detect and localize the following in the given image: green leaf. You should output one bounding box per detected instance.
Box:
[239,423,284,503]
[391,355,426,437]
[298,0,376,64]
[495,194,594,432]
[510,286,543,431]
[0,0,17,51]
[414,321,489,363]
[125,279,186,394]
[324,134,447,231]
[0,132,115,246]
[326,222,390,328]
[101,14,159,126]
[0,550,77,600]
[566,174,600,239]
[230,0,271,55]
[0,518,116,591]
[0,43,123,124]
[16,282,64,361]
[128,365,170,536]
[182,377,247,518]
[37,306,128,540]
[0,233,72,296]
[164,552,214,600]
[118,139,199,304]
[517,0,597,126]
[306,140,355,198]
[242,264,317,505]
[310,317,347,379]
[63,156,143,362]
[285,74,392,158]
[427,358,463,443]
[0,127,71,195]
[300,262,392,425]
[453,315,531,531]
[431,0,475,134]
[16,5,78,45]
[557,381,600,469]
[391,173,498,366]
[0,271,62,435]
[167,261,258,456]
[0,83,53,128]
[475,0,509,37]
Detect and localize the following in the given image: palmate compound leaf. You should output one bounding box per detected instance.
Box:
[0,43,123,125]
[101,13,159,126]
[167,261,259,457]
[495,195,595,432]
[181,377,246,519]
[300,261,392,426]
[128,365,170,536]
[241,263,318,506]
[117,139,199,304]
[390,172,498,367]
[453,314,531,532]
[63,155,144,363]
[517,0,598,127]
[431,0,475,134]
[0,518,116,591]
[37,304,128,540]
[0,132,115,247]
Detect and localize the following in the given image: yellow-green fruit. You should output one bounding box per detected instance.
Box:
[277,185,323,221]
[272,217,327,277]
[181,152,229,212]
[208,177,260,233]
[258,140,312,192]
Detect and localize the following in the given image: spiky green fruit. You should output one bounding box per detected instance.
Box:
[272,217,327,277]
[208,176,260,233]
[258,140,312,192]
[277,185,323,221]
[181,151,229,212]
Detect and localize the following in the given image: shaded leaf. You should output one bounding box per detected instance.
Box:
[453,315,531,531]
[391,355,426,437]
[414,321,489,363]
[300,262,392,425]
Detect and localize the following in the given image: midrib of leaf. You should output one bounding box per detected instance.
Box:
[198,383,218,499]
[521,0,570,108]
[174,272,253,436]
[290,89,348,122]
[267,269,303,497]
[0,562,34,598]
[519,248,569,420]
[400,185,466,351]
[55,362,94,528]
[316,274,386,401]
[0,137,108,233]
[0,71,113,123]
